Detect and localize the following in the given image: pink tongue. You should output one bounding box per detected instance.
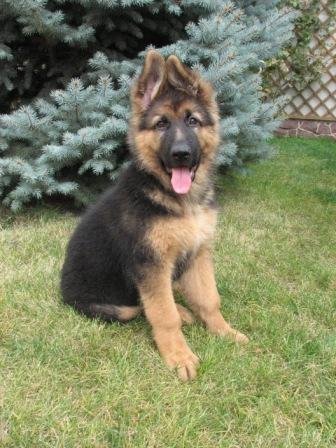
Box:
[171,167,192,194]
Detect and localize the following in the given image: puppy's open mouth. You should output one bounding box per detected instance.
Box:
[165,166,196,195]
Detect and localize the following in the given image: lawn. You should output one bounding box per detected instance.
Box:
[1,137,336,447]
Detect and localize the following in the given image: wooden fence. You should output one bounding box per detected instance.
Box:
[277,0,336,138]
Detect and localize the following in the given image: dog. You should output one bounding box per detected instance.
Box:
[61,50,248,381]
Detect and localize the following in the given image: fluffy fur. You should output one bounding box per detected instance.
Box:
[61,50,248,381]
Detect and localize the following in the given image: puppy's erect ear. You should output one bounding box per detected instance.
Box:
[166,55,199,96]
[135,50,166,109]
[166,55,217,112]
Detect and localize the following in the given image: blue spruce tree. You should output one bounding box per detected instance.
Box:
[0,0,296,210]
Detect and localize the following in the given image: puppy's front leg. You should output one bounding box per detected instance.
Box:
[138,266,199,381]
[179,246,249,343]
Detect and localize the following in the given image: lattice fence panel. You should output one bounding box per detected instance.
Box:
[280,0,336,121]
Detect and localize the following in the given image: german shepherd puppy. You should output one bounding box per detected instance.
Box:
[61,50,248,381]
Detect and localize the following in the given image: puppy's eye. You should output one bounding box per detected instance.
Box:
[155,118,169,130]
[186,116,199,127]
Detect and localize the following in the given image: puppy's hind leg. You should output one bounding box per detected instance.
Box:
[176,304,195,325]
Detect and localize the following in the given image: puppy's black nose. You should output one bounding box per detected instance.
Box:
[171,144,191,161]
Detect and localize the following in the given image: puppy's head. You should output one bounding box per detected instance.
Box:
[129,50,219,195]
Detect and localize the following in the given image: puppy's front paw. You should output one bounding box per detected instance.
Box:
[165,348,200,381]
[155,332,200,381]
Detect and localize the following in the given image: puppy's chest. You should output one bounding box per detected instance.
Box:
[184,207,217,251]
[152,205,217,258]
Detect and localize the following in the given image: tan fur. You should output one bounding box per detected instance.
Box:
[147,205,217,260]
[133,128,163,179]
[113,305,142,322]
[166,55,199,96]
[98,303,192,326]
[178,248,249,343]
[135,205,217,380]
[175,126,184,140]
[132,50,166,112]
[176,304,194,325]
[128,51,248,381]
[141,205,247,379]
[137,265,199,381]
[146,189,182,215]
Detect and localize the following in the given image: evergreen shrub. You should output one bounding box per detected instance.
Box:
[0,0,296,210]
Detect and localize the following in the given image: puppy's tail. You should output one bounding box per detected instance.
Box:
[66,302,141,323]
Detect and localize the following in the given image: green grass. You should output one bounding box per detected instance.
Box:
[1,137,336,447]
